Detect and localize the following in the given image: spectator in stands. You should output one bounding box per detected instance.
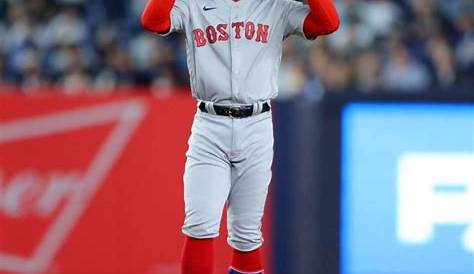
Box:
[454,10,474,89]
[354,49,383,93]
[426,32,456,88]
[382,39,431,92]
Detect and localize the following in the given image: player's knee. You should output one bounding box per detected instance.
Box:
[182,204,222,239]
[227,219,263,251]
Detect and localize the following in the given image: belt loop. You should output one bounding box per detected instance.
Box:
[257,102,263,115]
[205,101,216,115]
[252,102,259,115]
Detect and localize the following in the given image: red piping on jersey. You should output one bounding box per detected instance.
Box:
[141,0,176,34]
[303,0,340,39]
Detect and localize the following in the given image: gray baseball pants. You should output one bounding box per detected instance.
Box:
[182,104,273,252]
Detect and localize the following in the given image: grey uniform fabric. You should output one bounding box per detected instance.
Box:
[160,0,311,252]
[182,109,273,251]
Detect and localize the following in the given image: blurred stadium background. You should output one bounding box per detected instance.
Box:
[0,0,473,274]
[0,0,473,94]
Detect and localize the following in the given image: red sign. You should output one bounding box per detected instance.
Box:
[0,94,272,274]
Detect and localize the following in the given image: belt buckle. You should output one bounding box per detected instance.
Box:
[229,106,242,118]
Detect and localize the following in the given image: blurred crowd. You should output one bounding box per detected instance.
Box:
[0,0,472,97]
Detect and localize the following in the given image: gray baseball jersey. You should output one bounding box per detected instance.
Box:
[162,0,312,252]
[164,0,311,104]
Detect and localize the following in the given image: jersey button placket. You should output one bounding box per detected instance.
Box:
[230,6,241,101]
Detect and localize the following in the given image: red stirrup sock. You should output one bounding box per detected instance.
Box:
[229,248,263,273]
[181,237,214,274]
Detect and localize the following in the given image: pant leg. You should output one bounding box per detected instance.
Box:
[227,111,274,251]
[182,111,233,239]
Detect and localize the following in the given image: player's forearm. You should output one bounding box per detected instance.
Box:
[303,0,340,39]
[141,0,176,33]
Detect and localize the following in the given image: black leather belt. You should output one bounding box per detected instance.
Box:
[198,102,271,118]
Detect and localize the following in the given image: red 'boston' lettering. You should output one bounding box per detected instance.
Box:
[206,26,218,44]
[256,24,270,43]
[232,22,244,39]
[194,22,270,47]
[245,22,256,40]
[217,24,229,41]
[193,28,207,47]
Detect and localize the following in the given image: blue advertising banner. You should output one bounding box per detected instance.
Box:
[341,103,474,274]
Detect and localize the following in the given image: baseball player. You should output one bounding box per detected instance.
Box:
[141,0,339,273]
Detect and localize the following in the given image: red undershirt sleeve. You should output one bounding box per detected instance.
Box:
[141,0,176,34]
[303,0,340,39]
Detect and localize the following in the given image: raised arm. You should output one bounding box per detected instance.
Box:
[303,0,340,39]
[141,0,176,34]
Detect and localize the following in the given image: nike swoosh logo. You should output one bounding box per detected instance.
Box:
[203,6,217,11]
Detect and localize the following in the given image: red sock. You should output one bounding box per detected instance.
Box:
[230,248,263,273]
[181,237,214,274]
